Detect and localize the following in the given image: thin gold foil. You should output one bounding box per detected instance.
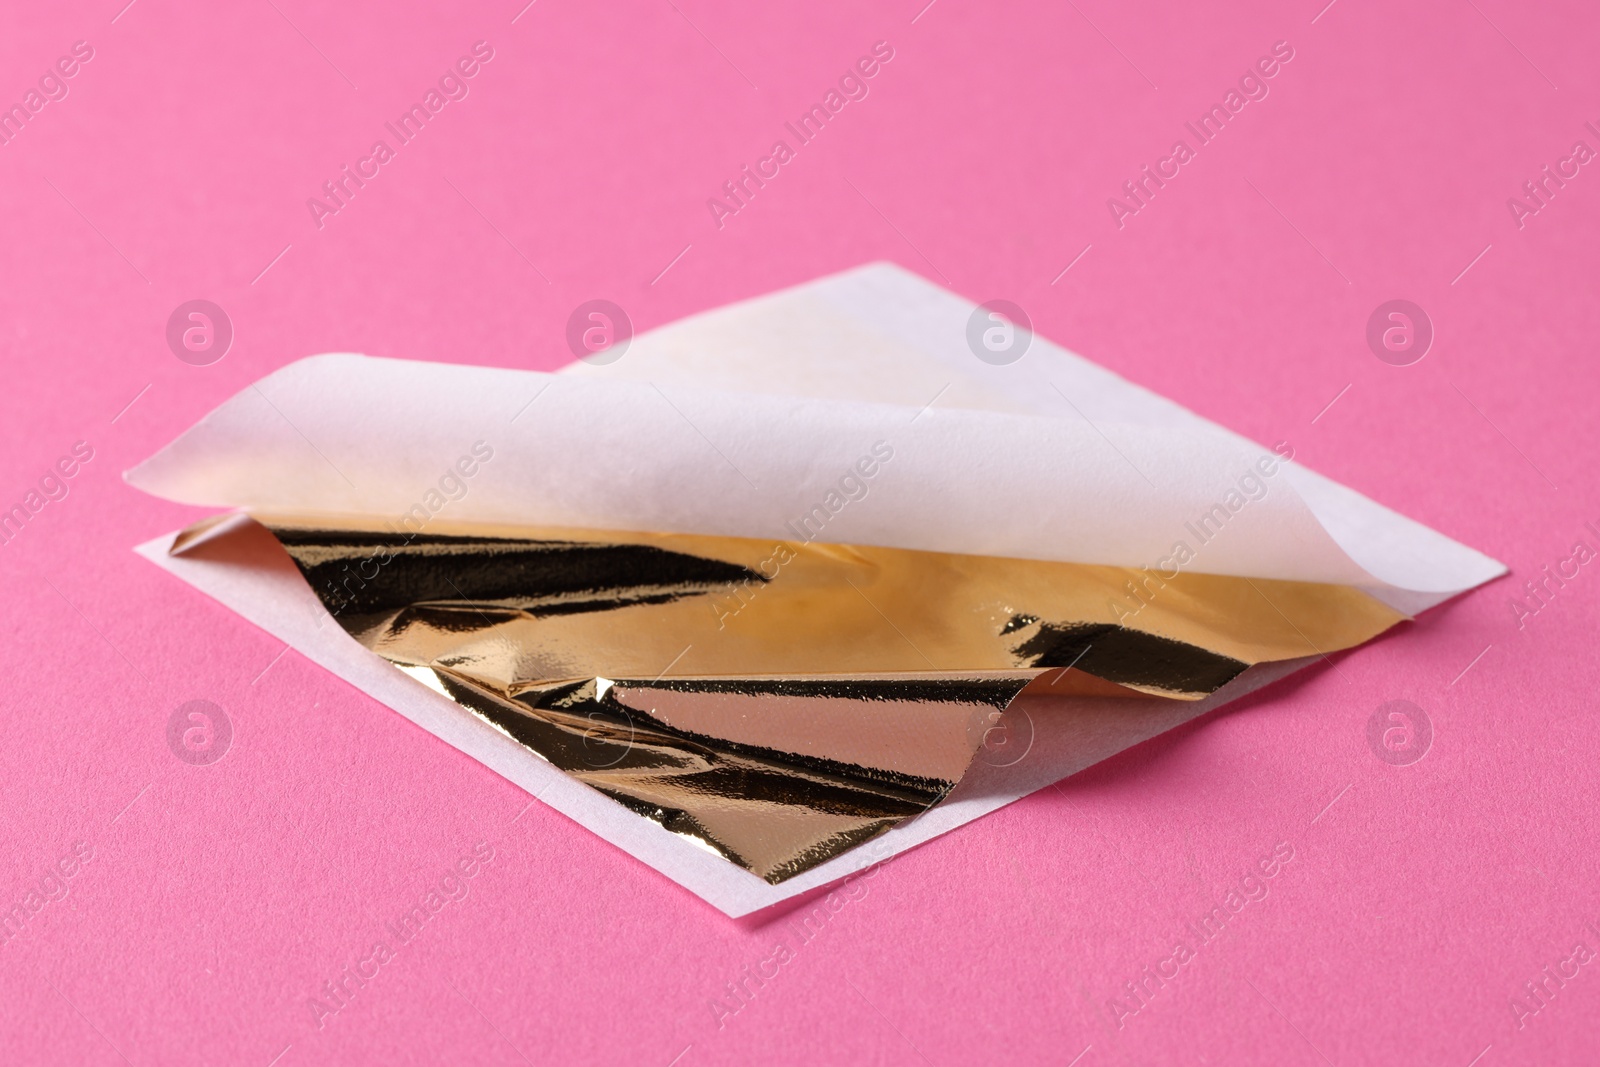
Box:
[174,514,1405,882]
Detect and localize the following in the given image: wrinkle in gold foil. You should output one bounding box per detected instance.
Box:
[175,514,1406,883]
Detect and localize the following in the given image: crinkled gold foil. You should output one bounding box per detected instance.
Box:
[174,514,1405,882]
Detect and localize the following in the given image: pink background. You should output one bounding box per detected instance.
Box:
[2,0,1597,1063]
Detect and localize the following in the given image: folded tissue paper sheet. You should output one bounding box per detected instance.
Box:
[126,263,1503,916]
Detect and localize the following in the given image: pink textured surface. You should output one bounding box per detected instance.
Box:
[1,1,1595,1064]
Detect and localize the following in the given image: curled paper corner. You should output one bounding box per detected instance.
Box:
[168,511,255,555]
[124,264,1506,910]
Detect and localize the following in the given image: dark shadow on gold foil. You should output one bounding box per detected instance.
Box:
[1007,616,1248,695]
[271,528,765,618]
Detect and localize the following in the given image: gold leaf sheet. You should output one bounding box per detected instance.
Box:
[175,515,1403,882]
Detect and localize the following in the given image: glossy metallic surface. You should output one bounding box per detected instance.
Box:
[179,515,1404,882]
